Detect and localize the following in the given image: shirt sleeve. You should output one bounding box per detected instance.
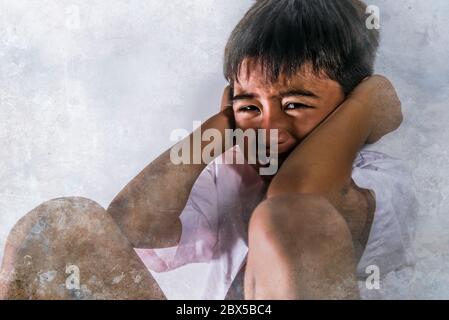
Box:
[351,149,418,279]
[134,163,220,273]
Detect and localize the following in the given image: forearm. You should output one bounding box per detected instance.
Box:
[107,110,234,248]
[267,94,374,206]
[267,76,402,207]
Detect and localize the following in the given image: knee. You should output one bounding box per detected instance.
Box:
[248,194,353,255]
[6,197,108,249]
[30,196,106,220]
[1,197,108,292]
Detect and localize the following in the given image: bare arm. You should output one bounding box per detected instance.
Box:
[107,87,234,249]
[267,76,402,241]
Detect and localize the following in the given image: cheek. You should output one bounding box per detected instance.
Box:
[234,114,256,130]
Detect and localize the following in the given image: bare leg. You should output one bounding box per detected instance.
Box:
[0,197,165,300]
[244,194,359,300]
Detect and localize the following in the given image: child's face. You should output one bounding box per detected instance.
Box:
[232,58,345,169]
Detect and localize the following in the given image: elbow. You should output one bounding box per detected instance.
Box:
[132,225,182,249]
[387,83,404,132]
[391,100,404,132]
[397,104,404,129]
[107,200,182,249]
[119,217,182,249]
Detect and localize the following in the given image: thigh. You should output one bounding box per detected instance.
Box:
[1,197,165,300]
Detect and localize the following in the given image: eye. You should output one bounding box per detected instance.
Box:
[238,105,260,113]
[284,103,312,110]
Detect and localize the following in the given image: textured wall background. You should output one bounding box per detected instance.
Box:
[0,0,448,299]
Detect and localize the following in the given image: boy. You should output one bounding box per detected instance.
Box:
[0,0,416,299]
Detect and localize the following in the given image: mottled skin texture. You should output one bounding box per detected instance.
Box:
[0,197,164,299]
[0,68,401,299]
[245,194,359,299]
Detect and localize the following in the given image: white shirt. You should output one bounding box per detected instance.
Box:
[135,146,417,300]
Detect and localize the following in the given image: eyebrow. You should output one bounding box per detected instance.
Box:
[232,88,319,102]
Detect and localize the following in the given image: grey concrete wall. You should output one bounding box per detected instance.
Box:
[1,0,448,298]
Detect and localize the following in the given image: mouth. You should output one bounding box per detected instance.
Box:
[250,132,299,170]
[264,138,297,156]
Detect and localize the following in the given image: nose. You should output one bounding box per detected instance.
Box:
[259,103,291,145]
[261,103,286,131]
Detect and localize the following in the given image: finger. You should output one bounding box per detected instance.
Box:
[220,85,233,111]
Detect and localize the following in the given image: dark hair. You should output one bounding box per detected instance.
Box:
[223,0,379,94]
